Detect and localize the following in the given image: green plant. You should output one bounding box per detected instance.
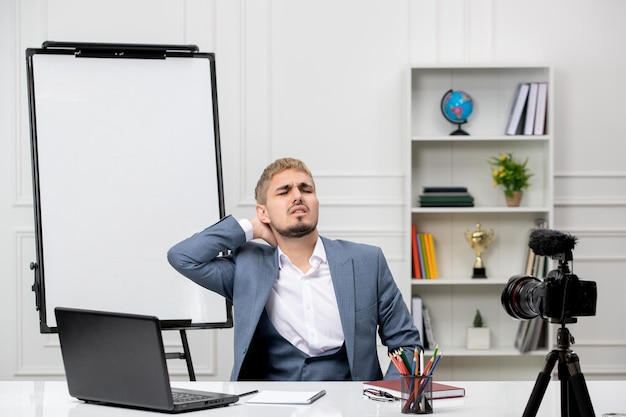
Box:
[488,153,533,197]
[472,309,484,328]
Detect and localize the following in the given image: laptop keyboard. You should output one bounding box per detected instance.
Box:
[172,391,213,403]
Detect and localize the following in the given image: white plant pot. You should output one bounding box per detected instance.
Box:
[467,327,490,350]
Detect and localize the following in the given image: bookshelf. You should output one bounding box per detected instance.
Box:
[407,65,554,378]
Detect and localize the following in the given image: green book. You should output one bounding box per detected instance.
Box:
[419,196,474,203]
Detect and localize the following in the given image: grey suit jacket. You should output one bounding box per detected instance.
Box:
[167,215,421,381]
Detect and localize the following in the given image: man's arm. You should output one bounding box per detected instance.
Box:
[167,215,246,300]
[373,248,422,378]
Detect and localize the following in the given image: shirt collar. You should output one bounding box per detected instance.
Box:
[278,236,327,270]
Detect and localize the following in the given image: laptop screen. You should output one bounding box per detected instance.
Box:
[56,307,176,410]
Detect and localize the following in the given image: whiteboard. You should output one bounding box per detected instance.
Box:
[26,43,231,332]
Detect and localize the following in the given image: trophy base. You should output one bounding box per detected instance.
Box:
[472,268,487,278]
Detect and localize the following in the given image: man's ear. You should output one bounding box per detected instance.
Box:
[256,204,270,224]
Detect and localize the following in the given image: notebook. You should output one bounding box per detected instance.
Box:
[55,307,240,413]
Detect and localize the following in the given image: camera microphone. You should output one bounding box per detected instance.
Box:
[528,229,577,257]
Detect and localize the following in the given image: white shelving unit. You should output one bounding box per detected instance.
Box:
[407,65,554,379]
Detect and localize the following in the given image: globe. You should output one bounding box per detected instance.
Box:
[440,89,473,135]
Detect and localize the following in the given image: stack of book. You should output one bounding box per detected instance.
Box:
[418,186,474,207]
[505,82,549,136]
[410,225,438,279]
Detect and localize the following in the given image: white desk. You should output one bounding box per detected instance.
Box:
[1,380,624,416]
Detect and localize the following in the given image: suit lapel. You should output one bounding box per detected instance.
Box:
[322,237,356,363]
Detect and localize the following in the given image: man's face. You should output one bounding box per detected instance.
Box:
[258,168,319,238]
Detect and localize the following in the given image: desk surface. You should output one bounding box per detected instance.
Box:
[1,380,624,416]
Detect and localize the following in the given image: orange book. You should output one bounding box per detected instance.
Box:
[426,233,438,279]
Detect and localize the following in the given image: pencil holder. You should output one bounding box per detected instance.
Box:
[400,375,433,414]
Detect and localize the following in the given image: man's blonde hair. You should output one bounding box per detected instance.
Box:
[254,157,314,204]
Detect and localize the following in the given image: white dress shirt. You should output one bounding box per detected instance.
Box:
[238,219,344,356]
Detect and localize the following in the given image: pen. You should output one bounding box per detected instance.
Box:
[307,390,326,403]
[238,390,259,397]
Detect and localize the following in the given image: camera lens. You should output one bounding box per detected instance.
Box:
[501,275,543,320]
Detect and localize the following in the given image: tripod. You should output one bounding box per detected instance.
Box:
[522,324,595,417]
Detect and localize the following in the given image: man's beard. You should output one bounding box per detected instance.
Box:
[275,221,317,239]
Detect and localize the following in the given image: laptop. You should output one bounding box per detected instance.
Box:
[55,307,240,413]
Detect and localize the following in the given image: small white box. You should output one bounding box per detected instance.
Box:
[467,327,490,350]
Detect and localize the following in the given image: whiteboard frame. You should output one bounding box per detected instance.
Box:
[26,42,232,333]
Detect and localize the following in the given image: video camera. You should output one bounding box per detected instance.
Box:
[501,229,597,324]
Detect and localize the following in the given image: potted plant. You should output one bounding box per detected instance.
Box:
[467,309,490,350]
[488,152,533,207]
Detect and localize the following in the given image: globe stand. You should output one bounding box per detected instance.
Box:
[450,123,469,135]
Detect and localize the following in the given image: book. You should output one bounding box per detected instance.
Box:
[516,317,546,353]
[515,218,550,353]
[422,186,467,193]
[514,320,530,352]
[419,196,474,204]
[411,225,422,279]
[505,83,530,135]
[533,82,548,135]
[418,233,430,278]
[523,83,539,135]
[425,233,438,279]
[420,202,474,207]
[419,202,474,207]
[422,306,436,350]
[412,296,424,342]
[418,189,475,208]
[363,380,465,400]
[418,192,472,197]
[531,219,549,278]
[416,233,427,279]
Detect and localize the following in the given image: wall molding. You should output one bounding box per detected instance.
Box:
[555,197,626,207]
[555,171,626,178]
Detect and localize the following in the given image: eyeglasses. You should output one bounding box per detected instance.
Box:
[362,389,397,402]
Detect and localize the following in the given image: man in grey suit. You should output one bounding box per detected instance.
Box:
[167,157,421,381]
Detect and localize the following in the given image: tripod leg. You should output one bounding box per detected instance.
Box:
[523,351,558,417]
[565,352,596,417]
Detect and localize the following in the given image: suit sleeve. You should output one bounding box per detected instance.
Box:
[166,215,246,300]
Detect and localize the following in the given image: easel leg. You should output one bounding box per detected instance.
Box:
[179,329,196,381]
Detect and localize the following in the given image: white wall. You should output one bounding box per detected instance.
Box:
[2,0,625,381]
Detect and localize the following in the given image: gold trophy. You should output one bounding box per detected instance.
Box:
[465,223,494,278]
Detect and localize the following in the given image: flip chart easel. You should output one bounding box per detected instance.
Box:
[26,42,231,379]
